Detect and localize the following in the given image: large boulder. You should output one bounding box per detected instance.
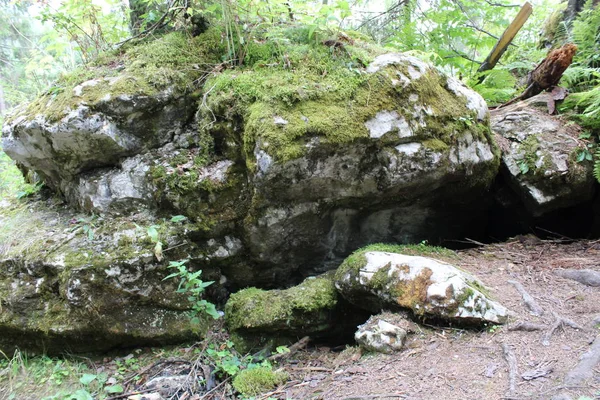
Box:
[334,245,509,325]
[1,28,501,290]
[491,94,596,216]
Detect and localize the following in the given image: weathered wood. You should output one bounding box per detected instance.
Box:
[478,2,533,73]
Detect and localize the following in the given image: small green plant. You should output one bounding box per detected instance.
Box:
[71,215,97,241]
[163,259,220,321]
[146,224,163,261]
[16,181,44,199]
[206,340,248,377]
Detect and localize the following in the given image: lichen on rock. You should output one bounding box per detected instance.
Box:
[334,245,508,325]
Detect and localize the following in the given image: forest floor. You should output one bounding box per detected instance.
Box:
[1,237,600,400]
[276,237,600,400]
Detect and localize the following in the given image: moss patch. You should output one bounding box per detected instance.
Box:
[14,29,225,123]
[225,273,338,332]
[232,366,288,397]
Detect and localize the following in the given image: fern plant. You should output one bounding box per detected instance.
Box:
[594,147,600,182]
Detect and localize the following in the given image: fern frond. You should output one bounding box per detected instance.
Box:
[561,66,600,91]
[593,146,600,183]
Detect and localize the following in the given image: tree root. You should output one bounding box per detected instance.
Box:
[501,342,519,395]
[508,321,546,331]
[508,280,544,316]
[564,334,600,386]
[542,312,583,346]
[555,269,600,287]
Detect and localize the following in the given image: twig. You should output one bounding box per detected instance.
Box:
[508,280,544,316]
[508,322,547,332]
[536,227,573,241]
[483,0,521,7]
[501,342,518,395]
[340,394,406,400]
[122,358,191,386]
[199,377,231,399]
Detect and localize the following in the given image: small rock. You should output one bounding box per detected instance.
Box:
[355,313,409,354]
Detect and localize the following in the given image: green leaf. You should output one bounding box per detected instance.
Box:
[79,373,97,385]
[577,151,586,162]
[69,389,94,400]
[170,215,187,223]
[104,384,124,394]
[147,225,159,242]
[162,272,180,281]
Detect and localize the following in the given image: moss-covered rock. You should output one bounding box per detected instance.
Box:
[0,200,223,354]
[225,272,369,351]
[1,24,506,352]
[334,245,508,325]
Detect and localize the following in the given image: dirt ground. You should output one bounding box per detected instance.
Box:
[273,238,600,400]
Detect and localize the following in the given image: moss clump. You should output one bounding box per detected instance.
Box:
[225,273,338,332]
[16,29,226,123]
[232,366,288,397]
[516,135,553,176]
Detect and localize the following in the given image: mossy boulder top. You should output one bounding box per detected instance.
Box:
[2,26,500,293]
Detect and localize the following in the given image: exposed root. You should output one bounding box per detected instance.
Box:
[508,280,544,316]
[555,269,600,287]
[508,321,546,332]
[501,342,519,395]
[542,312,583,346]
[563,334,600,386]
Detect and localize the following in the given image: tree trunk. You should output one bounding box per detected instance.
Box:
[128,0,148,35]
[565,0,586,22]
[0,82,6,116]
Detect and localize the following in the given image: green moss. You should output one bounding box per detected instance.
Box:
[15,29,226,123]
[422,138,449,152]
[516,135,554,177]
[232,366,288,397]
[225,274,338,332]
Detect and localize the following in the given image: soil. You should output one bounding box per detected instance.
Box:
[274,238,600,400]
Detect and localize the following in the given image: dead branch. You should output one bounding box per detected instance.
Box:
[508,321,547,332]
[268,336,310,363]
[555,269,600,287]
[521,360,554,380]
[501,342,519,395]
[508,280,544,316]
[542,312,584,346]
